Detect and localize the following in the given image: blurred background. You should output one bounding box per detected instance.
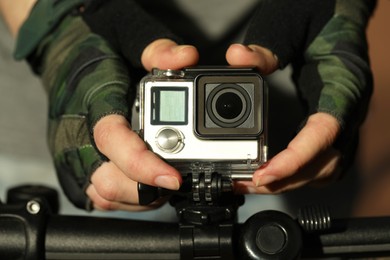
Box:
[0,1,389,221]
[352,0,390,217]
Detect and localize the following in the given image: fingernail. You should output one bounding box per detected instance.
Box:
[232,43,253,52]
[247,44,259,52]
[171,45,190,53]
[154,175,180,190]
[255,174,277,187]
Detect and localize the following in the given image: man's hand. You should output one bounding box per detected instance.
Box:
[87,39,199,211]
[226,44,342,194]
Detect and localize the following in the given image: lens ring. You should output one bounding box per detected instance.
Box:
[206,84,251,128]
[212,89,246,122]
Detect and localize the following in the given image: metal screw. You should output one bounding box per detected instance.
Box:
[26,200,41,214]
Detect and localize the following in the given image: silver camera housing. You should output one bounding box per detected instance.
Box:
[139,67,267,179]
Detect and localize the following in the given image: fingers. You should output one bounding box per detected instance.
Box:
[253,113,340,186]
[235,147,342,194]
[86,162,163,211]
[88,38,197,211]
[226,44,279,75]
[244,113,341,194]
[141,38,199,71]
[93,114,181,190]
[226,44,343,194]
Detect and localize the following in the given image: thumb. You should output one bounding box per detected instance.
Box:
[141,39,199,71]
[226,44,279,75]
[253,113,341,188]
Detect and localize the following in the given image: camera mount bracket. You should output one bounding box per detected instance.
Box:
[138,171,242,223]
[170,171,243,224]
[171,172,242,260]
[138,171,243,260]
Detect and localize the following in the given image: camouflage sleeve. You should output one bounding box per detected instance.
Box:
[29,15,133,209]
[294,0,374,127]
[296,0,375,166]
[244,0,376,168]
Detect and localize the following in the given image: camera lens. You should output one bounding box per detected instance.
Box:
[207,84,251,128]
[215,92,243,120]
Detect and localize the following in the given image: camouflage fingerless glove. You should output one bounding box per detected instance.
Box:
[20,14,133,209]
[14,0,182,210]
[244,0,376,170]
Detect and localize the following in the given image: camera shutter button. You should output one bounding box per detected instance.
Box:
[155,128,184,153]
[152,68,185,78]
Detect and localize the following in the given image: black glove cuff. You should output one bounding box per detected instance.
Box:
[244,0,335,68]
[82,0,182,68]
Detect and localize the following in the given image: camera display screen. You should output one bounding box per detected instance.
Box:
[151,87,188,125]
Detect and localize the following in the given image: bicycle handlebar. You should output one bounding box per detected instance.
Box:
[2,185,390,259]
[2,200,390,259]
[45,215,180,260]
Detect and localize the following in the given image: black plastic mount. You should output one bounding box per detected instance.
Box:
[138,172,242,223]
[139,172,240,259]
[138,172,305,259]
[172,172,240,260]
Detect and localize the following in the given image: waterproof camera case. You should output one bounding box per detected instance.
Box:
[138,67,267,179]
